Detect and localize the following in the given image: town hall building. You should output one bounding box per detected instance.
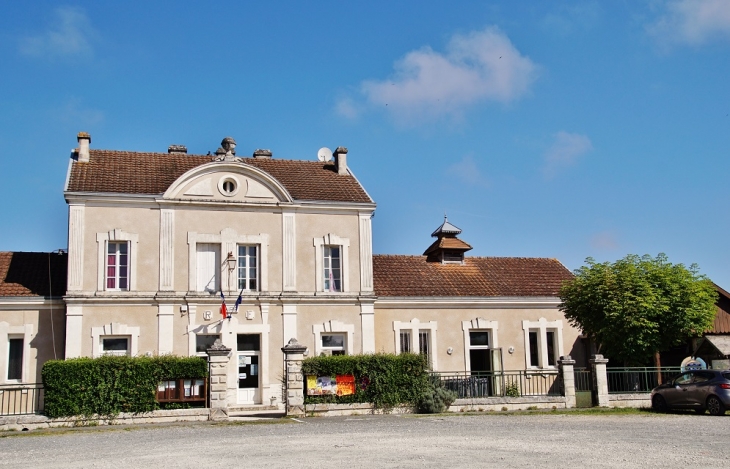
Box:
[0,132,585,408]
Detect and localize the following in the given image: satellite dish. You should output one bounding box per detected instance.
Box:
[317,147,333,162]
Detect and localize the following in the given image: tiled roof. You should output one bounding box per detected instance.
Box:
[66,150,373,203]
[373,255,573,297]
[0,252,67,297]
[423,237,473,255]
[710,284,730,334]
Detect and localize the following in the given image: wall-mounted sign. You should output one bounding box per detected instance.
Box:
[306,374,356,396]
[681,356,707,372]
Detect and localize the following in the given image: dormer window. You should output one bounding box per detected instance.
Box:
[423,216,472,264]
[442,251,464,263]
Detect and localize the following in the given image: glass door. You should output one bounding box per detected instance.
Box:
[237,334,261,405]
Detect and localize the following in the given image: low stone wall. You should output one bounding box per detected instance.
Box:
[304,403,415,417]
[0,408,211,431]
[449,396,567,413]
[608,393,651,409]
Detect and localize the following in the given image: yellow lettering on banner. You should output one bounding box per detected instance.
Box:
[306,375,318,395]
[336,375,355,396]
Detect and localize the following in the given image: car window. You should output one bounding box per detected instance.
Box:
[692,372,712,383]
[722,372,730,381]
[674,373,694,385]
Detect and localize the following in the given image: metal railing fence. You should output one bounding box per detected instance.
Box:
[0,383,44,416]
[574,368,593,392]
[606,367,681,394]
[433,370,562,398]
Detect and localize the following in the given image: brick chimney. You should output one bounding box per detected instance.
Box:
[334,147,348,175]
[77,132,91,163]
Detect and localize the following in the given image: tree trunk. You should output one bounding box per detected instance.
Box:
[654,351,662,385]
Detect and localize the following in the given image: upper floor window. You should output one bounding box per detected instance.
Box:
[106,242,129,290]
[237,245,258,291]
[196,243,220,293]
[323,246,341,292]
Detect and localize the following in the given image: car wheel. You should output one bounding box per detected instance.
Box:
[706,396,726,416]
[652,395,668,413]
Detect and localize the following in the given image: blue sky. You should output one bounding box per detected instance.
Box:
[1,1,729,286]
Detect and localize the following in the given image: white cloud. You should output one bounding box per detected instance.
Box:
[339,27,538,124]
[446,154,489,188]
[648,0,730,47]
[50,97,105,127]
[591,231,619,251]
[334,96,360,120]
[543,131,593,178]
[19,6,96,60]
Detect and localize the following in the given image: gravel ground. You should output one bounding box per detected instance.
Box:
[0,411,727,468]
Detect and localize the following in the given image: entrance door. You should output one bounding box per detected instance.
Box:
[237,334,261,405]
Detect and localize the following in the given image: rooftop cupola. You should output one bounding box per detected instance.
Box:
[423,216,472,263]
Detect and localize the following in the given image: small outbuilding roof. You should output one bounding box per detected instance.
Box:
[0,252,67,297]
[373,255,573,297]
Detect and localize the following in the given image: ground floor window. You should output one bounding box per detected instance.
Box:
[522,319,563,369]
[7,338,23,380]
[102,337,129,356]
[321,333,346,356]
[400,331,411,353]
[195,334,220,355]
[469,330,493,374]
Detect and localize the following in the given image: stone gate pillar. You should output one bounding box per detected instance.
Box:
[590,354,610,407]
[207,338,232,421]
[558,355,577,409]
[281,338,307,417]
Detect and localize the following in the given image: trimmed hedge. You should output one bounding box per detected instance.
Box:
[42,355,208,418]
[301,353,430,410]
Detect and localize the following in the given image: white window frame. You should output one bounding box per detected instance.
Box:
[194,333,221,357]
[0,322,32,384]
[522,318,563,370]
[96,229,138,292]
[196,243,221,293]
[461,318,500,373]
[393,319,438,370]
[313,320,354,356]
[105,241,129,291]
[91,323,140,358]
[323,245,342,292]
[313,234,349,293]
[320,333,347,356]
[100,336,130,357]
[188,230,269,293]
[237,244,259,292]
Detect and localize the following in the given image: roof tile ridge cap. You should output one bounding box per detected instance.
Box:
[90,148,212,158]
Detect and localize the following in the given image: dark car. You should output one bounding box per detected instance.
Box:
[651,369,730,416]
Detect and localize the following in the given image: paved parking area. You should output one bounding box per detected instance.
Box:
[0,411,727,468]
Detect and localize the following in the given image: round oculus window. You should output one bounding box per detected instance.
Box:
[218,177,240,197]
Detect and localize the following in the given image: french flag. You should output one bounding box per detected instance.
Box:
[220,291,228,319]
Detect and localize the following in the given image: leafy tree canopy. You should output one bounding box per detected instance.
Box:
[559,254,717,366]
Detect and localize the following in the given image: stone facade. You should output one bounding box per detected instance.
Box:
[0,133,588,415]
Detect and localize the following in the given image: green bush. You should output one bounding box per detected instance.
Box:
[416,374,457,414]
[42,355,208,418]
[505,382,520,397]
[301,353,430,410]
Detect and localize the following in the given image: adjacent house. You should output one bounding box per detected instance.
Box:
[0,132,586,408]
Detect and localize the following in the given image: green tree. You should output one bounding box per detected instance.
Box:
[559,254,717,367]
